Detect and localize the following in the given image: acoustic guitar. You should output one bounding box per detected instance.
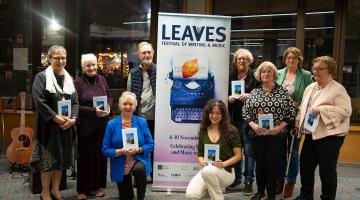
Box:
[6,92,34,165]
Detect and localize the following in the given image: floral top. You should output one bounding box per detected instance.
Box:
[242,84,296,137]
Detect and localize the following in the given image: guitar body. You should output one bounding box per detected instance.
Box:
[6,92,34,165]
[6,127,34,164]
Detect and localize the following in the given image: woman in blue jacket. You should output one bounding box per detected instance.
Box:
[102,91,154,200]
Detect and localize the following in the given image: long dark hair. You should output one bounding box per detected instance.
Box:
[199,99,237,142]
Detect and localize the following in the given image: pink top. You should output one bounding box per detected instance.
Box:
[122,120,137,175]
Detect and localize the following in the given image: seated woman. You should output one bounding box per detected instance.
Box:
[102,91,154,200]
[186,99,242,200]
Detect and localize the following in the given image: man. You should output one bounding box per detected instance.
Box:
[227,48,258,195]
[127,41,156,138]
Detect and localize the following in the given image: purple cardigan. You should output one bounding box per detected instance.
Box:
[75,74,113,138]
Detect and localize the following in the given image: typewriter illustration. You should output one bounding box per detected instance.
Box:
[169,56,214,123]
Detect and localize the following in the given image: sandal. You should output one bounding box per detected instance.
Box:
[77,193,87,200]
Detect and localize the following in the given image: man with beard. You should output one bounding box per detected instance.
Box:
[127,41,156,143]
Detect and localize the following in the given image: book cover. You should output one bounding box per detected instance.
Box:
[93,96,108,111]
[204,144,220,166]
[122,128,139,150]
[58,100,71,118]
[304,109,320,133]
[258,113,274,130]
[231,80,245,98]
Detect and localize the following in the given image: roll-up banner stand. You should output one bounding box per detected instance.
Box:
[153,12,231,192]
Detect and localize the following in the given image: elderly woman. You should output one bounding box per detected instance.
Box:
[227,48,258,194]
[243,61,296,200]
[275,47,313,197]
[186,99,242,200]
[74,54,113,199]
[30,45,79,200]
[294,56,352,200]
[102,91,154,200]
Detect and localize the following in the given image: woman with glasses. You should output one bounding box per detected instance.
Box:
[275,47,313,198]
[75,54,113,199]
[186,99,242,200]
[294,56,352,200]
[30,45,79,200]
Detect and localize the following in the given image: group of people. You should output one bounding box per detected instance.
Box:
[29,42,351,200]
[186,47,352,200]
[30,42,156,200]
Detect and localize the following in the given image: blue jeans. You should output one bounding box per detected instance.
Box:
[233,121,255,184]
[278,134,300,183]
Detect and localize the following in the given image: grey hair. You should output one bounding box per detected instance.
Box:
[81,53,97,67]
[119,91,137,107]
[48,45,67,57]
[137,41,154,54]
[233,48,254,65]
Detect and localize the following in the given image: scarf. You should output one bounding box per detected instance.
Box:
[45,66,75,94]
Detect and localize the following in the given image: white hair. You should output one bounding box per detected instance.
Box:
[119,91,137,107]
[81,53,97,67]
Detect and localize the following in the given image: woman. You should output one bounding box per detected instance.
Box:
[243,61,296,200]
[227,48,258,194]
[75,54,113,199]
[186,99,242,200]
[102,91,154,200]
[276,47,313,197]
[294,56,352,200]
[30,45,79,200]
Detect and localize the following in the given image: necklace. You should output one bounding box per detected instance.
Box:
[262,83,275,93]
[122,118,132,123]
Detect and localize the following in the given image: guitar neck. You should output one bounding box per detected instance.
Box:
[20,92,26,133]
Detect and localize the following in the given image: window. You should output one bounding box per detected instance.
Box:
[214,0,297,69]
[343,0,360,124]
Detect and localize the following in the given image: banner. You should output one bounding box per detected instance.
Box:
[153,13,231,191]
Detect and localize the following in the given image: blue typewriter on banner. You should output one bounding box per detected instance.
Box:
[169,71,214,123]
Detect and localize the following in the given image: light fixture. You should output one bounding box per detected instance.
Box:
[231,10,335,19]
[49,19,61,31]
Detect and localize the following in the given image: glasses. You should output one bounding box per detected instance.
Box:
[51,56,67,61]
[312,67,328,72]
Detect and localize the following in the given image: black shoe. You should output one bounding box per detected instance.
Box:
[243,182,253,195]
[265,196,275,200]
[226,180,241,190]
[293,193,314,200]
[250,192,265,200]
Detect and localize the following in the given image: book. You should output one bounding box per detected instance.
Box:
[231,80,245,98]
[304,109,320,133]
[204,144,220,166]
[122,128,139,150]
[258,113,274,130]
[58,100,71,118]
[93,96,108,111]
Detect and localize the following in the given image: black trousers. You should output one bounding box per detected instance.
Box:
[253,136,283,197]
[299,134,344,200]
[117,161,147,200]
[147,119,154,178]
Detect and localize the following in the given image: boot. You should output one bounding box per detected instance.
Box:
[283,182,295,198]
[275,179,283,195]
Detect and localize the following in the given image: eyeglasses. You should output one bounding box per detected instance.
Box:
[51,56,67,61]
[312,67,328,72]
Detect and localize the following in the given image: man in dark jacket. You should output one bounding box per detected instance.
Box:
[127,41,156,139]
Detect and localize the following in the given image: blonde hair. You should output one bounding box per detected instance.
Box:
[119,91,137,107]
[254,61,278,82]
[233,48,254,66]
[283,47,303,66]
[313,56,337,75]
